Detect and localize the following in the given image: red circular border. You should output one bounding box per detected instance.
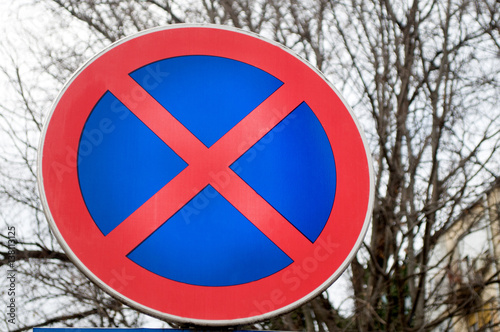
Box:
[38,25,373,325]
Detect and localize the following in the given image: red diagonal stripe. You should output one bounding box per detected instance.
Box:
[211,82,303,164]
[212,169,313,259]
[107,74,206,164]
[105,164,210,255]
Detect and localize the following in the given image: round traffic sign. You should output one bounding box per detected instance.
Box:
[38,25,373,325]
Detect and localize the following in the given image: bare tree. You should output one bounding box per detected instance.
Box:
[328,0,500,330]
[1,0,499,331]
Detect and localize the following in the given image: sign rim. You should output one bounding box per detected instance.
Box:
[37,23,374,326]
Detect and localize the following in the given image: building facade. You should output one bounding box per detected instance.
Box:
[432,181,500,331]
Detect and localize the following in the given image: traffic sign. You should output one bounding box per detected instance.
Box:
[38,25,373,325]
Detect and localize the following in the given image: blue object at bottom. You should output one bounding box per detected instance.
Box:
[34,329,258,331]
[34,329,174,331]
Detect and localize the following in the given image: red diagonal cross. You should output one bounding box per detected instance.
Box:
[103,73,313,260]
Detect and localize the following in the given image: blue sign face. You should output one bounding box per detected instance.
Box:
[78,55,336,287]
